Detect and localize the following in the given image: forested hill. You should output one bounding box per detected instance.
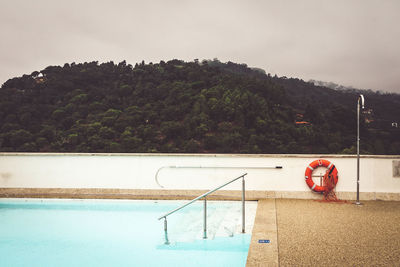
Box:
[0,59,399,154]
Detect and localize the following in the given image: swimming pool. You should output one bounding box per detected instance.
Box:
[0,199,256,267]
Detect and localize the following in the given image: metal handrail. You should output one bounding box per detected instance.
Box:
[158,173,247,244]
[158,173,247,220]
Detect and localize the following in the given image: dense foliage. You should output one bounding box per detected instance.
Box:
[0,59,399,154]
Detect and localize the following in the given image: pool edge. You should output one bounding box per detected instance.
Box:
[246,199,279,267]
[1,188,399,201]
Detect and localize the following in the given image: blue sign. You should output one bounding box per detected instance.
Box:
[258,239,270,243]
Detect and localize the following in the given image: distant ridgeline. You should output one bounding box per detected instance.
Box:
[0,59,399,154]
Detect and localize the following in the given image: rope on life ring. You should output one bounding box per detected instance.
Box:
[305,159,338,193]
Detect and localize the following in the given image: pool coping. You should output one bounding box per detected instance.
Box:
[246,199,279,266]
[1,188,399,201]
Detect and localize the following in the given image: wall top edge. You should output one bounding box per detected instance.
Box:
[0,152,399,159]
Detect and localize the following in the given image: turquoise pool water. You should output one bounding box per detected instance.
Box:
[0,199,251,267]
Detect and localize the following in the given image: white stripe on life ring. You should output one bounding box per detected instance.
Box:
[328,163,333,169]
[308,165,314,171]
[311,184,317,190]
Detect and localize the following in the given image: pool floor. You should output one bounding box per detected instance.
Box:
[0,199,255,267]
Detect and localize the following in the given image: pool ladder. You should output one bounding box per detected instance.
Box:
[158,173,247,245]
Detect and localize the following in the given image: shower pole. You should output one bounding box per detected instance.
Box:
[355,94,364,205]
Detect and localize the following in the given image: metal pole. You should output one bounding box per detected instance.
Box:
[355,94,364,205]
[203,197,207,239]
[242,176,245,233]
[164,218,170,244]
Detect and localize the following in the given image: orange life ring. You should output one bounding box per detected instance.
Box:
[305,159,338,193]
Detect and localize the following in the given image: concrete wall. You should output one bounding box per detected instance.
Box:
[1,153,399,200]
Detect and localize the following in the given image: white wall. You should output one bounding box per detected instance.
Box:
[1,153,399,194]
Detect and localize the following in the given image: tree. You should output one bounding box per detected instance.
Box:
[9,129,33,147]
[1,59,398,154]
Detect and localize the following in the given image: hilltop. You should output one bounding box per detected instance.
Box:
[0,59,399,154]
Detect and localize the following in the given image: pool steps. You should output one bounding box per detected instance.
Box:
[158,174,247,244]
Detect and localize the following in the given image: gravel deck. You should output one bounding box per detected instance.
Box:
[275,199,400,266]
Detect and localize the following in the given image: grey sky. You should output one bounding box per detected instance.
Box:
[1,0,399,93]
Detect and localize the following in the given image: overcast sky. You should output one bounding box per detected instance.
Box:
[1,0,399,93]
